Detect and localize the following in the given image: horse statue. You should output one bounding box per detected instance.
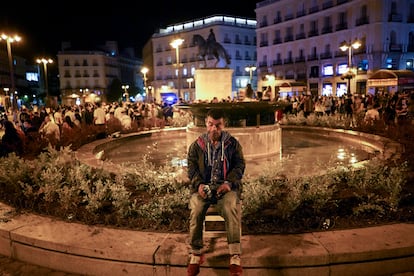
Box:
[192,34,231,68]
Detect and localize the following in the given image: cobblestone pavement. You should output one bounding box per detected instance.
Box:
[0,255,83,276]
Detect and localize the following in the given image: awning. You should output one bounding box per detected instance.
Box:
[367,69,414,87]
[279,82,307,92]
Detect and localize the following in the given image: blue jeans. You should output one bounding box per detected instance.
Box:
[188,191,241,255]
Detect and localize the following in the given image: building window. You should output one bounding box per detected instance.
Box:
[323,64,334,76]
[337,63,348,75]
[310,66,319,78]
[406,59,413,70]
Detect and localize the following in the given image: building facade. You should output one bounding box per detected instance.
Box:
[144,15,257,103]
[57,41,142,106]
[255,0,414,99]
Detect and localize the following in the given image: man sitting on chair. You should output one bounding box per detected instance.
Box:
[187,108,245,276]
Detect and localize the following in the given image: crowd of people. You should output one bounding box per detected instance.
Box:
[280,90,413,131]
[0,88,412,158]
[0,100,178,158]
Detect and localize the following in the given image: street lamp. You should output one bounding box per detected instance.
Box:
[0,33,21,110]
[36,58,53,107]
[122,85,129,102]
[141,67,149,102]
[187,77,194,101]
[3,88,10,109]
[170,38,184,100]
[245,65,257,85]
[340,40,361,95]
[186,77,194,89]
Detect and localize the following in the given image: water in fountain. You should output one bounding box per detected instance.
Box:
[102,129,372,178]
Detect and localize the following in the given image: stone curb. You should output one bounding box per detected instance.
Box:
[1,202,414,275]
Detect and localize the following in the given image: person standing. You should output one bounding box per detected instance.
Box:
[187,108,245,276]
[93,102,107,139]
[38,114,60,149]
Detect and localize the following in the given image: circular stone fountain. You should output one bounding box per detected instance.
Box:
[76,102,402,178]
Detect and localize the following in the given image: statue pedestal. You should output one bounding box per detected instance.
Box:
[194,68,233,101]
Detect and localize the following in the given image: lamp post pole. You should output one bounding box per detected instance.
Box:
[245,65,257,87]
[340,40,361,95]
[141,67,149,102]
[170,38,184,100]
[1,33,21,110]
[36,58,53,107]
[122,85,129,102]
[186,77,194,100]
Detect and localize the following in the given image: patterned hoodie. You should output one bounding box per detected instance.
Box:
[187,130,245,196]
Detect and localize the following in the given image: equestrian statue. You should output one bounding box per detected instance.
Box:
[192,29,231,68]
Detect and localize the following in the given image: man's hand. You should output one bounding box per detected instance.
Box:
[216,182,231,198]
[198,184,207,199]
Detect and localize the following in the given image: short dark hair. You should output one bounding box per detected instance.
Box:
[206,108,225,120]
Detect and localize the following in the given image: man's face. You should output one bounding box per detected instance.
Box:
[206,116,224,142]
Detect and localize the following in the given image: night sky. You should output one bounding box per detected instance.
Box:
[1,1,259,60]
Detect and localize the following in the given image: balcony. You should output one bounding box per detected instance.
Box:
[389,44,402,52]
[284,14,294,21]
[272,59,283,65]
[284,35,294,42]
[307,54,319,61]
[260,41,269,47]
[273,17,282,24]
[273,38,282,45]
[260,21,268,27]
[356,16,369,26]
[295,56,306,63]
[322,0,333,10]
[321,26,333,34]
[309,6,319,14]
[335,22,348,31]
[389,13,402,22]
[295,33,306,40]
[308,30,319,37]
[259,61,268,68]
[296,10,306,17]
[319,52,332,59]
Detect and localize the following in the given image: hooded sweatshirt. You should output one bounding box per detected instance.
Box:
[187,130,245,195]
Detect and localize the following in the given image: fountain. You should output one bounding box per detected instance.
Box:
[77,69,401,177]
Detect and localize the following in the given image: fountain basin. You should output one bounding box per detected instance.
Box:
[75,126,404,178]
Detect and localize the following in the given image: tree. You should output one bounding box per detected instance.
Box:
[107,78,123,103]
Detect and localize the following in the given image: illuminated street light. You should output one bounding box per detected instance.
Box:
[0,33,21,110]
[245,65,257,85]
[340,40,361,95]
[122,85,130,102]
[186,77,194,89]
[187,77,194,101]
[170,38,184,100]
[141,67,149,102]
[36,58,53,107]
[3,88,10,109]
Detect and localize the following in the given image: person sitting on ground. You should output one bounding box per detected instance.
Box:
[187,108,245,276]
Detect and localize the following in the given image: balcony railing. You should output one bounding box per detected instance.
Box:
[356,16,369,26]
[335,22,348,31]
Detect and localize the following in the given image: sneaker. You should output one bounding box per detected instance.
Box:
[187,254,204,276]
[229,254,242,276]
